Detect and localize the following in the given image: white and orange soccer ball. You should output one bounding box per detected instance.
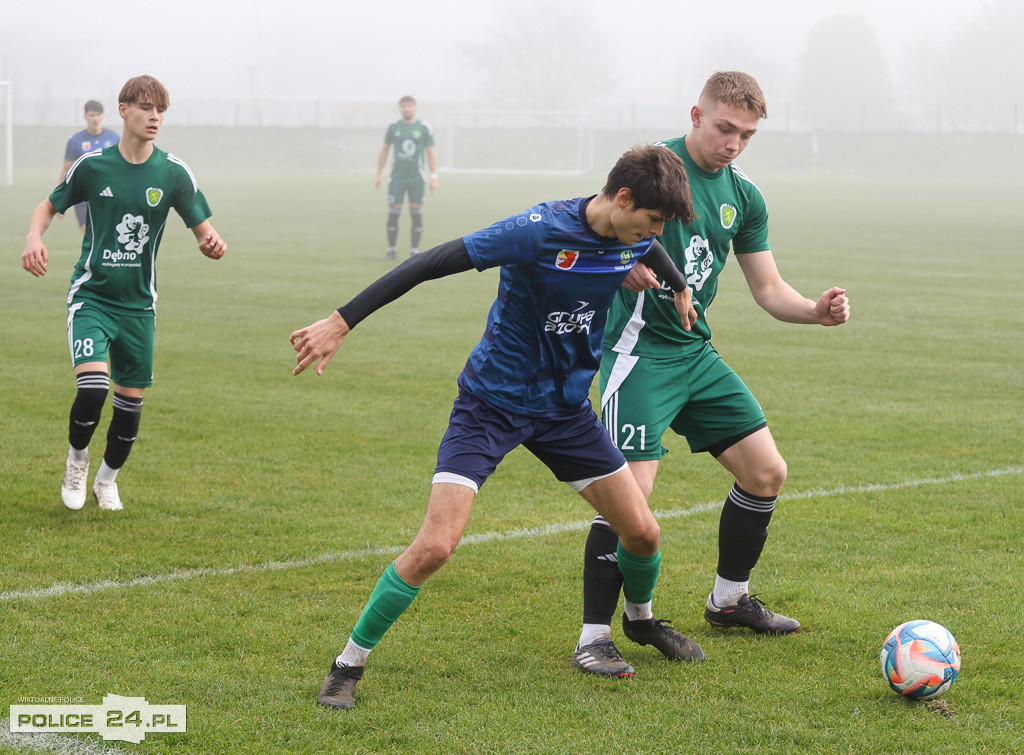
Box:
[880,620,961,699]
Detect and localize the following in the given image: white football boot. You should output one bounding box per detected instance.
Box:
[61,457,89,510]
[93,479,123,511]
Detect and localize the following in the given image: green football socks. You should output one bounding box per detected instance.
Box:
[350,562,421,650]
[616,543,662,605]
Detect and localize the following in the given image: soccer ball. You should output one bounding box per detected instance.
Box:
[880,620,961,700]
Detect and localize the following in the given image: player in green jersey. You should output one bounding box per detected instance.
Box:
[375,96,438,260]
[21,74,227,512]
[572,71,851,676]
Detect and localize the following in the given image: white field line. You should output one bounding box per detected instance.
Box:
[2,466,1020,605]
[0,721,132,755]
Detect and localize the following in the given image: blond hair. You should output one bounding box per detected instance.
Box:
[699,71,767,119]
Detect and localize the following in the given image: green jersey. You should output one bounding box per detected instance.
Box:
[383,119,434,180]
[604,135,770,357]
[50,145,212,314]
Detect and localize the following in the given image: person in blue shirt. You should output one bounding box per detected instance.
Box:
[60,100,120,233]
[292,144,706,710]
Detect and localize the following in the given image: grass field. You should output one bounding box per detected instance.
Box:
[1,127,1023,754]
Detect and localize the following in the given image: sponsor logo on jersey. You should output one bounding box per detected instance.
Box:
[545,301,595,335]
[720,204,737,229]
[555,250,580,270]
[146,188,164,207]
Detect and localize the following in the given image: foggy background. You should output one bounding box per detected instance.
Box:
[2,0,1022,133]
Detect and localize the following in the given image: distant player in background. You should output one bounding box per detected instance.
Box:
[574,71,851,676]
[294,144,703,711]
[21,75,227,512]
[375,95,438,260]
[60,100,120,233]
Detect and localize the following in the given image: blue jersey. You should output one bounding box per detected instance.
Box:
[65,128,120,163]
[461,197,654,415]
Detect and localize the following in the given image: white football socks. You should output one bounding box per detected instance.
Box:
[337,638,371,668]
[577,623,612,649]
[623,600,653,622]
[712,576,749,607]
[94,460,119,484]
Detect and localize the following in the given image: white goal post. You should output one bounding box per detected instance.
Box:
[439,109,595,176]
[1,81,11,186]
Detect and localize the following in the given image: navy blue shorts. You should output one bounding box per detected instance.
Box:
[434,386,627,493]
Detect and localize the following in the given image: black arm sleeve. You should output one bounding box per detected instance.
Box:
[642,239,689,292]
[336,238,475,329]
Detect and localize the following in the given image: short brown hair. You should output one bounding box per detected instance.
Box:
[118,75,170,112]
[699,71,767,119]
[602,144,695,224]
[399,95,416,105]
[83,100,103,114]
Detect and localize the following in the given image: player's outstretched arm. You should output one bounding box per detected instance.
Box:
[738,250,849,326]
[291,311,350,376]
[22,200,59,277]
[290,238,475,378]
[191,220,227,260]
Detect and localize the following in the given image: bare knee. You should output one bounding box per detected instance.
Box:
[619,519,660,557]
[399,538,457,584]
[767,456,787,494]
[422,538,458,570]
[740,456,787,497]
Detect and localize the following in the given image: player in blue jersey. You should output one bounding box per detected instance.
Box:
[60,100,120,233]
[291,145,703,710]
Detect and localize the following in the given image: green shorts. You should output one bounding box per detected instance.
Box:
[66,301,155,388]
[599,342,766,459]
[387,175,426,206]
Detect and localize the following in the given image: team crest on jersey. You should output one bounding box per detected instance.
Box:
[146,187,164,207]
[720,204,737,229]
[619,249,636,265]
[556,250,580,270]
